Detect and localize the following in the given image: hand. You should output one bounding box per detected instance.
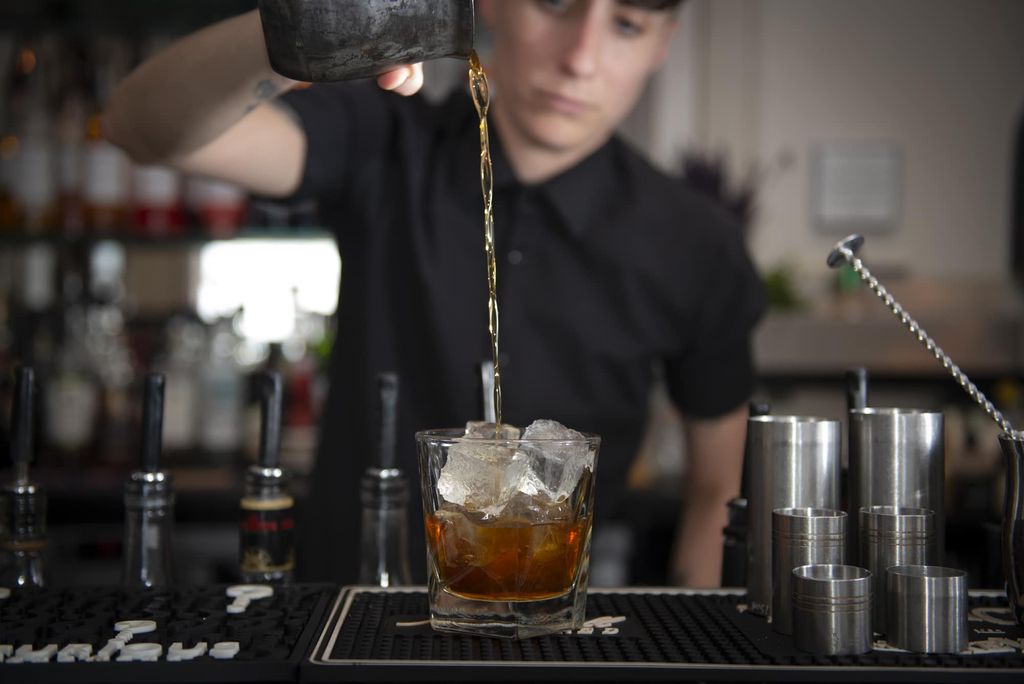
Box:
[376,63,424,96]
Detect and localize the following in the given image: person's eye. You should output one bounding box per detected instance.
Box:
[613,14,647,37]
[538,0,573,14]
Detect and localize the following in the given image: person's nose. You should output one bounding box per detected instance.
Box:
[560,3,604,78]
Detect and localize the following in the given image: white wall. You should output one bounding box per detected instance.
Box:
[634,0,1024,280]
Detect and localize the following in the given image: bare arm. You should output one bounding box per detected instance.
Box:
[669,403,748,587]
[102,9,424,198]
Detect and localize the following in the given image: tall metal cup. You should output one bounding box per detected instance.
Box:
[999,433,1024,625]
[849,408,944,565]
[747,416,841,617]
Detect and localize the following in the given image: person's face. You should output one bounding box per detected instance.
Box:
[479,0,677,157]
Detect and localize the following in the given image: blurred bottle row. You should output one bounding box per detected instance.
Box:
[0,241,330,472]
[0,33,312,239]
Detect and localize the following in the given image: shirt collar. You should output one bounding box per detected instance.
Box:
[450,91,621,238]
[536,140,619,239]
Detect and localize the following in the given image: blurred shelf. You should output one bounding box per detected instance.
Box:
[31,462,310,525]
[755,276,1024,380]
[0,0,257,35]
[0,226,334,248]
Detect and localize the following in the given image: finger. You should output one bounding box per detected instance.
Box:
[392,63,424,96]
[376,65,414,92]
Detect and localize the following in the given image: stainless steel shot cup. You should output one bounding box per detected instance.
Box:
[886,565,968,654]
[860,505,936,635]
[772,508,846,635]
[792,564,873,655]
[849,408,944,565]
[747,416,841,617]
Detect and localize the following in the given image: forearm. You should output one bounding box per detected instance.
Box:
[102,10,296,164]
[672,484,735,587]
[669,404,747,587]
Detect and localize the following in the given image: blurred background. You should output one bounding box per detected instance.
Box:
[0,0,1022,588]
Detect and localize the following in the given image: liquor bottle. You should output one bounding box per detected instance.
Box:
[186,176,247,238]
[359,373,412,587]
[82,38,131,235]
[130,38,183,237]
[92,301,136,466]
[0,138,17,233]
[55,88,87,237]
[239,371,296,584]
[122,373,176,588]
[43,305,100,465]
[0,117,15,233]
[198,316,245,459]
[132,163,183,237]
[155,317,203,456]
[7,39,59,235]
[0,367,47,588]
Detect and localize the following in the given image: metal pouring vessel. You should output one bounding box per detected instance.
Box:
[258,0,475,82]
[1000,434,1024,624]
[828,234,1024,625]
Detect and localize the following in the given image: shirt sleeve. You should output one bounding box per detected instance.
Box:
[663,224,767,418]
[276,82,399,210]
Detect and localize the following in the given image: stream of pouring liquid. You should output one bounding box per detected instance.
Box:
[469,51,502,430]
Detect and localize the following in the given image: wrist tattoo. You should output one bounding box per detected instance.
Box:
[244,79,284,114]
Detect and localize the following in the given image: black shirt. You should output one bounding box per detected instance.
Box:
[283,83,766,583]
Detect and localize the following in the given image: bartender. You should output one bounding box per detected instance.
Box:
[102,0,765,587]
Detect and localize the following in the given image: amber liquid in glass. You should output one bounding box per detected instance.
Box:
[426,511,590,601]
[468,51,503,429]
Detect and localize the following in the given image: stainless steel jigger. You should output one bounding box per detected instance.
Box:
[828,234,1024,624]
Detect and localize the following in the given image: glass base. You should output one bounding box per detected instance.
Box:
[427,573,588,639]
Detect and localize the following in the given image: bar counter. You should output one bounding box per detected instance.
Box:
[2,584,1023,683]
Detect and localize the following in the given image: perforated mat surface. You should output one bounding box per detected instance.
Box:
[3,585,1022,683]
[306,587,1024,682]
[0,584,333,682]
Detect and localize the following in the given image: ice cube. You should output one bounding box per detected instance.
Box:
[438,419,592,516]
[437,439,517,510]
[522,419,583,441]
[488,488,574,523]
[464,421,521,439]
[521,419,595,500]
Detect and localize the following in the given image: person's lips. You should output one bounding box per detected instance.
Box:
[537,89,591,116]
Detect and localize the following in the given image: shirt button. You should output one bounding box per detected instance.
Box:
[507,250,523,265]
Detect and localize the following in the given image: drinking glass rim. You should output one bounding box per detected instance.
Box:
[415,427,601,446]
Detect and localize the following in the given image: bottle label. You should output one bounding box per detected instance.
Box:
[13,138,57,208]
[199,370,244,452]
[59,142,82,193]
[45,372,99,451]
[239,497,295,574]
[132,165,181,206]
[0,539,47,552]
[162,371,197,450]
[83,141,129,205]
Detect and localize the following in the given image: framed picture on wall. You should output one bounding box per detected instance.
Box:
[811,140,902,234]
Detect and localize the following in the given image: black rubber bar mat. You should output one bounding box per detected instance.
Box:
[304,588,1024,683]
[0,584,335,683]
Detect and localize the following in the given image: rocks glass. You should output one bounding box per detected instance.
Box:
[416,423,600,639]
